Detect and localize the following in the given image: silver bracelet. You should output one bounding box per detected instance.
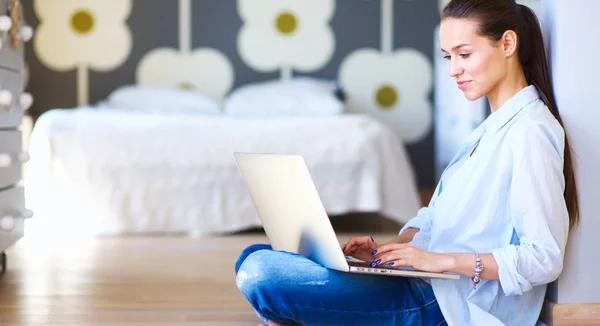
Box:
[472,253,484,290]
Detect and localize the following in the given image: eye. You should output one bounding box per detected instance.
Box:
[443,55,450,60]
[459,53,470,58]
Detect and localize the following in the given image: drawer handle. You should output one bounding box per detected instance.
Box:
[21,209,33,219]
[0,15,11,33]
[0,15,11,51]
[0,153,10,167]
[0,152,30,167]
[0,215,15,231]
[19,25,33,43]
[0,209,34,231]
[18,92,33,111]
[18,152,30,163]
[0,89,12,110]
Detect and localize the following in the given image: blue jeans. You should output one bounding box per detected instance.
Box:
[235,244,446,326]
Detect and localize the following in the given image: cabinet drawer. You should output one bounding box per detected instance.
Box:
[0,186,27,251]
[0,0,25,72]
[0,130,25,189]
[0,67,25,128]
[0,40,24,72]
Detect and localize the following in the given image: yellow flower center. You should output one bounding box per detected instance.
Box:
[71,10,95,35]
[275,11,298,36]
[375,84,399,109]
[178,82,195,90]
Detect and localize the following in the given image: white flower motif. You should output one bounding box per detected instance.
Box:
[136,0,234,103]
[339,49,433,144]
[33,0,132,71]
[237,0,335,73]
[136,48,234,103]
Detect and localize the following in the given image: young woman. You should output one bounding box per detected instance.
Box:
[234,0,579,325]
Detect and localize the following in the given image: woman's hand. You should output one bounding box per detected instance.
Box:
[372,243,454,273]
[340,236,381,263]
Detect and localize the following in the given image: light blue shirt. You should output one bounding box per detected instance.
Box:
[400,85,568,326]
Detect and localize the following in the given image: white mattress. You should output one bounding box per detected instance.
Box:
[25,107,421,236]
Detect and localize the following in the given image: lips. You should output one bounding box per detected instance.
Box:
[457,81,471,90]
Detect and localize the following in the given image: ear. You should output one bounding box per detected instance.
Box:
[501,30,518,57]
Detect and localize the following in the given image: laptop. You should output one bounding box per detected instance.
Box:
[234,152,459,280]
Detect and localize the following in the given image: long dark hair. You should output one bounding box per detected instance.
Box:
[442,0,580,230]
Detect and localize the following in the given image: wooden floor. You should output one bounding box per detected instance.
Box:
[0,231,397,325]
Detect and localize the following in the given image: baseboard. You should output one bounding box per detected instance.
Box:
[541,299,600,325]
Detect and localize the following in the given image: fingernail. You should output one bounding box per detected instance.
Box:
[343,246,346,252]
[370,259,381,267]
[370,236,374,242]
[388,262,394,266]
[371,250,377,255]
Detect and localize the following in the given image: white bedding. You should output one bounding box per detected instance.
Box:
[25,107,421,236]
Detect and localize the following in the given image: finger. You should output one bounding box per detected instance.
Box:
[357,240,379,256]
[366,237,379,251]
[373,251,408,266]
[342,238,360,253]
[341,238,358,253]
[375,246,416,261]
[349,251,377,263]
[373,243,410,257]
[384,259,409,268]
[346,242,369,256]
[344,236,373,254]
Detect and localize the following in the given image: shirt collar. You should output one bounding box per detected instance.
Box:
[483,85,540,133]
[442,85,540,172]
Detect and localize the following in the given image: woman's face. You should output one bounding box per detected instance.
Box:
[440,18,507,101]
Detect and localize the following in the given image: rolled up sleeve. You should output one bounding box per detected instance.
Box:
[399,206,433,234]
[399,206,434,250]
[491,123,569,296]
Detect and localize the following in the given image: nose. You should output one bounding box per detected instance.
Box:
[448,57,463,78]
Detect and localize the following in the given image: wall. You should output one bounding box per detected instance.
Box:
[543,0,600,304]
[21,0,440,188]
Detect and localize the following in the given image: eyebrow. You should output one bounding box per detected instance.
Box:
[441,43,470,53]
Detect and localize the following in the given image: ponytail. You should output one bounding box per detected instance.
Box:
[517,5,579,230]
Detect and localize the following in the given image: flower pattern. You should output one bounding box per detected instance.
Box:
[237,0,335,75]
[339,49,433,144]
[136,48,234,104]
[33,0,132,71]
[135,0,234,103]
[33,0,132,105]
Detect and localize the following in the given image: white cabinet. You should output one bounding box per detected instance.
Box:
[0,0,33,276]
[0,186,28,253]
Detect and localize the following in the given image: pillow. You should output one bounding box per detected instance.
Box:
[104,85,221,115]
[222,77,345,117]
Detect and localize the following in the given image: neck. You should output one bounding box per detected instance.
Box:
[487,66,529,113]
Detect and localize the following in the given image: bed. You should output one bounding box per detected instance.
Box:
[24,82,422,236]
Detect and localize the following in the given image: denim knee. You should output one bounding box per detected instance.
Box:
[235,249,274,302]
[234,244,272,275]
[236,249,296,324]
